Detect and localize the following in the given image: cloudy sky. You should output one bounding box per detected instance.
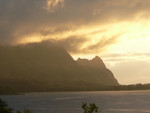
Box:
[1,0,150,84]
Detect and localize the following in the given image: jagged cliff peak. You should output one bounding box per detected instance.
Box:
[77,56,106,69]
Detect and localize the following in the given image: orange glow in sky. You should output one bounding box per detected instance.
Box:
[1,0,150,84]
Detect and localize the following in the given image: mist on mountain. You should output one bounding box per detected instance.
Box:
[0,42,119,94]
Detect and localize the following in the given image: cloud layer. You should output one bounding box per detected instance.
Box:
[0,0,150,54]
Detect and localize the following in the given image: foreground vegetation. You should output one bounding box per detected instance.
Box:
[0,99,100,113]
[82,103,99,113]
[0,99,33,113]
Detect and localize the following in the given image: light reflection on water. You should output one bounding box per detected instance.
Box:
[1,90,150,113]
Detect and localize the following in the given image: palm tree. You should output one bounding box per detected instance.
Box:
[0,99,13,113]
[82,103,99,113]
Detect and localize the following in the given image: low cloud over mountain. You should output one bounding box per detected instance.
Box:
[0,42,118,94]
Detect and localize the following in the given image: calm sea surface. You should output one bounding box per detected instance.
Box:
[1,90,150,113]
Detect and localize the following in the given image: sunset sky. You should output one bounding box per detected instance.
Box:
[1,0,150,84]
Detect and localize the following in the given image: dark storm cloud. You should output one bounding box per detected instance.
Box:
[0,0,150,53]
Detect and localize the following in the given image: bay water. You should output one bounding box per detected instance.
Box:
[1,90,150,113]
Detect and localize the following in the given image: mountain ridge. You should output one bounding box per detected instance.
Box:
[0,43,119,94]
[77,56,119,87]
[77,56,106,69]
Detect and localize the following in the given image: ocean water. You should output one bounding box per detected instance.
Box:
[1,90,150,113]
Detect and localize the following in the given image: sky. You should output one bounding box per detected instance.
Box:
[0,0,150,84]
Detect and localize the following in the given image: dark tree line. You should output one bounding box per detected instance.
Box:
[0,99,32,113]
[0,98,100,113]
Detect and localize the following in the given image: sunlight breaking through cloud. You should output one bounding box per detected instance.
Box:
[44,0,64,12]
[1,0,150,84]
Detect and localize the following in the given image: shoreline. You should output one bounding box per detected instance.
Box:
[1,89,150,95]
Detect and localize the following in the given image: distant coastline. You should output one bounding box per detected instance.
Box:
[1,83,150,95]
